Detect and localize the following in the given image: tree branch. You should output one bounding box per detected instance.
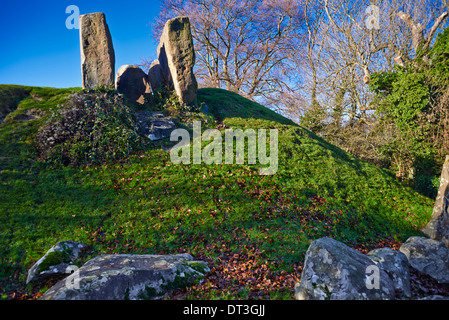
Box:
[424,11,448,51]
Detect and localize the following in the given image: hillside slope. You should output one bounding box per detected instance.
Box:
[0,85,434,299]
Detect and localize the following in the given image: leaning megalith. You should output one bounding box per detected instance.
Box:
[115,65,152,105]
[79,12,115,89]
[422,155,449,246]
[157,16,198,106]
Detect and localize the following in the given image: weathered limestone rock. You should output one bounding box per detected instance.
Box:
[158,16,197,106]
[367,247,411,297]
[27,241,88,284]
[79,12,115,89]
[115,65,152,105]
[136,111,176,141]
[40,253,208,300]
[422,155,449,246]
[400,236,449,284]
[295,237,395,300]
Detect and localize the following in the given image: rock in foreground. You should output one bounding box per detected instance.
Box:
[27,241,88,284]
[40,253,208,300]
[367,247,411,297]
[295,237,395,300]
[400,236,449,284]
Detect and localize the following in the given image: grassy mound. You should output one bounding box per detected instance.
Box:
[0,85,433,299]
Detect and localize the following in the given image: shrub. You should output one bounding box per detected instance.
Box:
[369,27,449,193]
[36,88,143,165]
[151,86,214,129]
[414,174,438,199]
[153,86,198,116]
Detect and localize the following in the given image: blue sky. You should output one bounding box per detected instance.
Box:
[0,0,161,88]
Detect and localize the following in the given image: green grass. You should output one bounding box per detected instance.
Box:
[198,88,296,125]
[0,85,434,299]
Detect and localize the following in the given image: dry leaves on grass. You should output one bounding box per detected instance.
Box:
[169,245,302,300]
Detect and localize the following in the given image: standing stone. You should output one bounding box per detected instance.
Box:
[115,65,152,105]
[422,155,449,246]
[79,12,115,89]
[158,16,197,106]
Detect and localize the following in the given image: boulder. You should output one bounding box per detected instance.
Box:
[79,12,115,89]
[399,236,449,284]
[148,116,177,141]
[27,241,88,284]
[136,111,176,141]
[147,59,170,92]
[367,247,411,297]
[115,65,152,105]
[158,16,198,106]
[422,155,449,246]
[40,253,208,300]
[294,237,395,300]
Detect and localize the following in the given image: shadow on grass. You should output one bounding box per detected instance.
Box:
[0,165,121,286]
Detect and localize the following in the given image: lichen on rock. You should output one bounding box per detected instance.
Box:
[40,253,208,300]
[27,241,88,284]
[295,237,395,300]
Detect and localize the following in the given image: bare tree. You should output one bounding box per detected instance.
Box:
[146,0,449,167]
[281,0,449,169]
[149,0,307,106]
[367,0,448,68]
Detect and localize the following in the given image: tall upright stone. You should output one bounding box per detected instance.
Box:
[79,12,115,89]
[158,16,197,106]
[422,155,449,246]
